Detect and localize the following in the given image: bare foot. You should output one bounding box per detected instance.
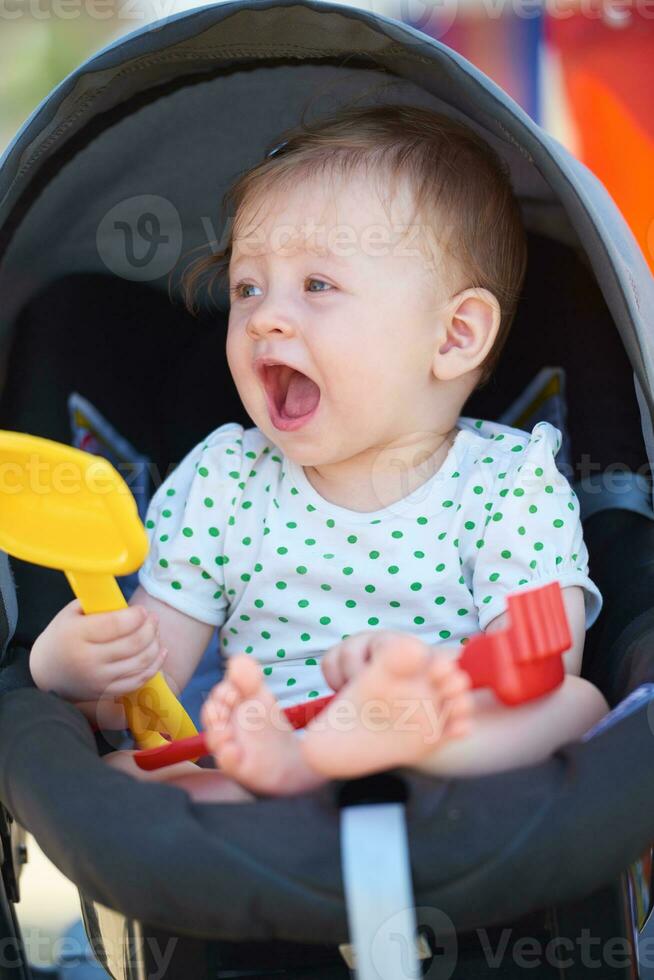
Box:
[300,635,473,778]
[201,655,329,796]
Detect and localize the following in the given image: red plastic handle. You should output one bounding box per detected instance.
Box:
[133,581,570,770]
[458,581,570,705]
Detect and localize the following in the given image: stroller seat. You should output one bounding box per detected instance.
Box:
[1,1,654,976]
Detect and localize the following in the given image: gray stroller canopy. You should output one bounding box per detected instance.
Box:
[1,0,654,964]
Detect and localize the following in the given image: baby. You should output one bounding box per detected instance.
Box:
[30,104,610,803]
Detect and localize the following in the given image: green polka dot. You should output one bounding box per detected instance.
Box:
[414,550,425,558]
[347,535,358,544]
[308,691,319,698]
[464,521,475,530]
[319,616,331,625]
[369,550,380,559]
[392,530,403,539]
[435,563,445,572]
[439,630,451,639]
[529,505,538,514]
[501,550,512,559]
[296,566,308,574]
[442,500,453,508]
[529,559,538,569]
[417,516,428,525]
[457,608,468,616]
[518,526,526,535]
[473,486,483,495]
[489,572,500,581]
[435,596,446,605]
[263,667,272,676]
[166,489,175,497]
[535,467,543,477]
[198,466,209,477]
[276,581,287,589]
[410,582,422,591]
[276,650,286,658]
[368,617,379,626]
[298,599,309,608]
[320,584,332,591]
[286,521,297,529]
[545,485,554,494]
[203,498,214,508]
[482,457,493,464]
[513,488,524,497]
[305,658,317,666]
[345,599,357,608]
[388,565,399,574]
[162,509,171,518]
[300,633,311,642]
[343,566,354,576]
[277,546,288,555]
[159,558,168,568]
[189,556,201,566]
[326,519,335,528]
[534,542,544,551]
[171,581,182,590]
[553,519,564,528]
[305,538,316,546]
[254,599,264,608]
[414,616,425,625]
[364,584,376,594]
[209,527,219,537]
[159,534,168,542]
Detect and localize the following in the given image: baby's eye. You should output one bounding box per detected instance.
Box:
[229,282,261,300]
[306,278,333,292]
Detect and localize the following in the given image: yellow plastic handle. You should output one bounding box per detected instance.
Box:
[66,571,199,748]
[0,430,199,751]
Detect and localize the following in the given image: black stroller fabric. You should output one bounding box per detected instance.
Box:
[1,0,654,961]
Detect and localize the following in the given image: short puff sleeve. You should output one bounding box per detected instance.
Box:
[471,421,603,632]
[137,423,243,626]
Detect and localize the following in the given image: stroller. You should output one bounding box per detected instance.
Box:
[1,0,654,976]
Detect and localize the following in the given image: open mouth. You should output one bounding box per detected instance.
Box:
[259,364,320,428]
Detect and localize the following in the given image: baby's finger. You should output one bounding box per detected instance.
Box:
[94,614,160,664]
[104,633,165,681]
[101,648,168,698]
[83,605,151,645]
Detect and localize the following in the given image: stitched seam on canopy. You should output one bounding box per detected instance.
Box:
[14,44,426,180]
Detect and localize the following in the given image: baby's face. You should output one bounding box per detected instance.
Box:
[226,172,454,467]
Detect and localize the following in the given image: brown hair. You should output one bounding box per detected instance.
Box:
[177,103,528,388]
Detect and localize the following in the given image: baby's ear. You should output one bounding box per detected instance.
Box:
[432,288,500,382]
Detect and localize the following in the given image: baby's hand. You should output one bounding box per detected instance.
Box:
[30,599,168,703]
[321,629,412,691]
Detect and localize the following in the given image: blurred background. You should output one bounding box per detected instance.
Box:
[1,0,653,268]
[1,0,653,974]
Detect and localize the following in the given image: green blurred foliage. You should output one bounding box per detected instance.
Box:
[0,14,125,150]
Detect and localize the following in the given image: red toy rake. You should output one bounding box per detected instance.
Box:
[133,580,571,771]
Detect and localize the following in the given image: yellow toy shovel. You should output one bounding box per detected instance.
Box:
[0,430,198,750]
